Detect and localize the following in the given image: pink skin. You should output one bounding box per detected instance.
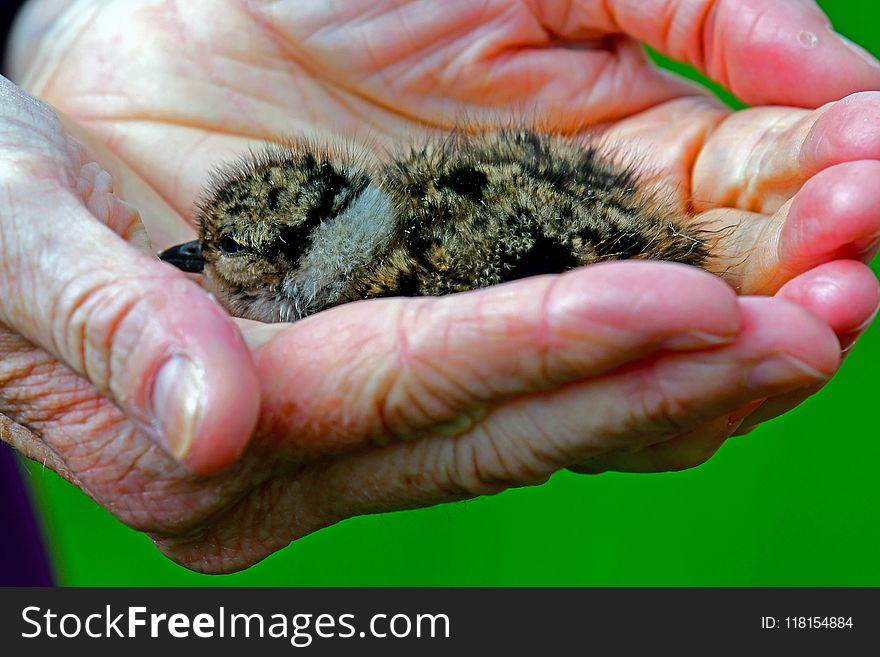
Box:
[730,260,880,435]
[0,79,259,474]
[587,0,880,107]
[0,0,879,571]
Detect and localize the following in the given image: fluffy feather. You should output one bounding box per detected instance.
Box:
[189,130,713,323]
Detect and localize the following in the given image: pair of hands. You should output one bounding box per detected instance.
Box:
[1,0,879,573]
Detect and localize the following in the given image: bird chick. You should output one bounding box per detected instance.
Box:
[159,130,711,323]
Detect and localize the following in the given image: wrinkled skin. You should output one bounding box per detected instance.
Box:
[1,0,880,572]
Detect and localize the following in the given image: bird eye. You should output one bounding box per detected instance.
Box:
[217,236,247,255]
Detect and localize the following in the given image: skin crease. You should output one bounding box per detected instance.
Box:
[0,0,879,572]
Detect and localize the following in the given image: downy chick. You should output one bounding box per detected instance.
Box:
[159,130,711,323]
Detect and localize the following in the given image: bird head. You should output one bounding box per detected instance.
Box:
[159,142,394,322]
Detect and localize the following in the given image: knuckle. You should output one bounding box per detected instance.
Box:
[440,426,554,498]
[50,272,169,395]
[52,273,135,390]
[624,368,691,438]
[379,300,475,437]
[77,163,146,242]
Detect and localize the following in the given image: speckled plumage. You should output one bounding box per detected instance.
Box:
[160,130,712,323]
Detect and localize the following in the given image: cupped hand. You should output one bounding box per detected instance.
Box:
[11,1,880,302]
[2,0,880,571]
[0,76,260,474]
[3,242,871,570]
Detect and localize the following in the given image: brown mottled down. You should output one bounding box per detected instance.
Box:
[167,130,712,323]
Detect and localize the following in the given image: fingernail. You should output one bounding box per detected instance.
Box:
[239,322,285,350]
[831,28,880,71]
[839,302,880,352]
[747,355,829,391]
[853,231,880,259]
[851,302,880,334]
[150,355,205,461]
[662,331,736,351]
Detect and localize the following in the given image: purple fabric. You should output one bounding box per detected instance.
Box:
[0,442,54,586]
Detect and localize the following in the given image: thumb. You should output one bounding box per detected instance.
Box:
[0,90,258,473]
[1,182,259,474]
[596,0,880,107]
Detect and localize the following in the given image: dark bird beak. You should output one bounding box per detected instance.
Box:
[158,240,206,273]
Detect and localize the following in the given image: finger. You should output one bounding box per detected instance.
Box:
[704,160,880,294]
[56,115,199,250]
[732,260,880,433]
[156,414,735,571]
[155,294,839,572]
[573,0,880,107]
[0,318,270,536]
[774,260,880,340]
[252,0,710,128]
[246,261,741,456]
[598,95,730,209]
[155,417,732,571]
[0,82,260,473]
[686,93,880,292]
[568,415,734,474]
[0,209,259,474]
[586,258,880,464]
[270,0,880,126]
[229,296,838,571]
[568,262,872,471]
[800,91,880,175]
[209,295,836,566]
[439,32,710,125]
[692,92,880,218]
[432,296,837,485]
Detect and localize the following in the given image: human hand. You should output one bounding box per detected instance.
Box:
[0,75,261,474]
[12,0,880,316]
[1,0,879,571]
[2,223,870,571]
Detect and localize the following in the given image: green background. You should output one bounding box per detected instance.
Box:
[19,0,880,586]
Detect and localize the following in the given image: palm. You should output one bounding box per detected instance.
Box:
[17,0,872,295]
[5,0,880,572]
